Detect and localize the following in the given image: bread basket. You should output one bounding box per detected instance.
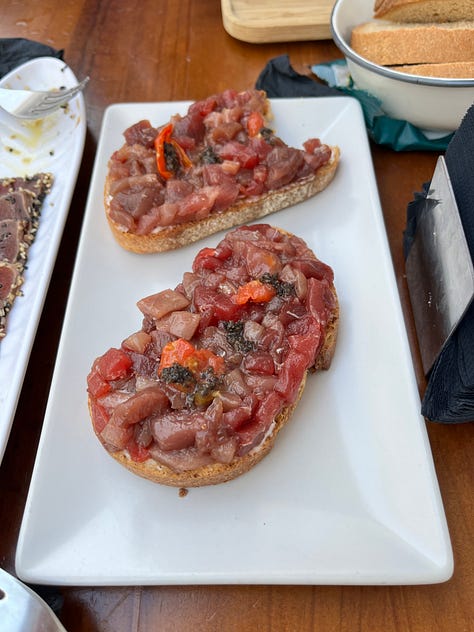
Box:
[330,0,474,132]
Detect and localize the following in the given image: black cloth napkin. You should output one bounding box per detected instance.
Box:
[0,37,63,78]
[256,54,340,98]
[404,103,474,423]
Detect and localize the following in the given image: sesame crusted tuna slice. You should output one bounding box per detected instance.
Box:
[0,173,53,339]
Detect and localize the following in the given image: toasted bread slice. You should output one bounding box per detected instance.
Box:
[104,147,340,254]
[88,225,339,487]
[104,90,340,254]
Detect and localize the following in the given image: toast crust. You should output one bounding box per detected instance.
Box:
[94,376,305,488]
[105,147,340,254]
[91,299,338,487]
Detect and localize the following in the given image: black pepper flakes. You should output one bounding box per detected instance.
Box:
[223,320,255,353]
[164,141,182,175]
[260,273,296,298]
[160,362,195,386]
[200,146,222,164]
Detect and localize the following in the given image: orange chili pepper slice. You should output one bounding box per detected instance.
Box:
[158,338,195,370]
[173,140,192,169]
[154,123,173,178]
[154,122,191,179]
[232,279,276,305]
[158,339,225,375]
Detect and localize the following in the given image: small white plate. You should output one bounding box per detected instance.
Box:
[0,57,86,464]
[16,96,452,585]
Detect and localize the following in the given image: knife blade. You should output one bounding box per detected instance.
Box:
[405,155,474,376]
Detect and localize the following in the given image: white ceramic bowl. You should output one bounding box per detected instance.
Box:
[330,0,474,132]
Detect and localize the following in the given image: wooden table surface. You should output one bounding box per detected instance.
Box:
[0,2,472,631]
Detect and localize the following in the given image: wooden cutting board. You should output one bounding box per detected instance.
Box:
[221,0,336,43]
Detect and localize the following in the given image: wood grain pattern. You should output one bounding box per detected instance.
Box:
[0,2,472,631]
[221,0,335,42]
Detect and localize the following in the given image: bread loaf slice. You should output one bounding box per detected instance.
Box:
[391,60,474,77]
[350,20,474,65]
[374,0,474,23]
[105,89,340,254]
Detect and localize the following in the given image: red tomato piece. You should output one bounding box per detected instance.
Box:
[243,351,275,375]
[192,243,233,272]
[274,349,306,404]
[87,369,112,398]
[218,141,259,170]
[96,348,133,381]
[154,123,191,179]
[192,247,219,271]
[302,138,322,153]
[247,111,265,137]
[89,399,110,434]
[193,286,242,323]
[126,438,151,463]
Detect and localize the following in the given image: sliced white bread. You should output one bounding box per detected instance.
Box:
[390,60,474,77]
[350,20,474,65]
[374,0,474,23]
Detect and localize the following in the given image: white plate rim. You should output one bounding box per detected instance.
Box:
[0,57,86,464]
[15,95,453,586]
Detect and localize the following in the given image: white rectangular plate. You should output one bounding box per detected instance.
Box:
[0,57,86,464]
[16,97,452,585]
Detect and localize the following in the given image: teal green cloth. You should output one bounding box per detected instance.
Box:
[312,60,454,151]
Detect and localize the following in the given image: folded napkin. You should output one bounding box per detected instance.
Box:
[404,104,474,423]
[0,37,63,78]
[255,55,454,151]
